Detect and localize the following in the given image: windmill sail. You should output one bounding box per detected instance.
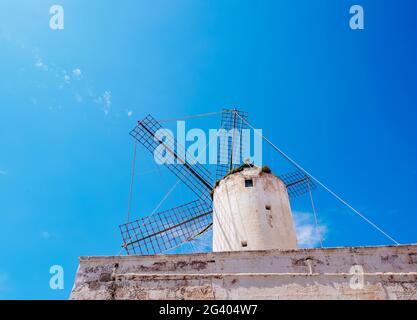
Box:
[120,199,212,255]
[216,109,249,180]
[279,170,317,199]
[130,115,213,203]
[122,115,215,255]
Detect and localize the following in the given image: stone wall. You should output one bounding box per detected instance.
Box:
[70,245,417,300]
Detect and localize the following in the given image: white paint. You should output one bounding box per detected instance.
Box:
[212,167,298,252]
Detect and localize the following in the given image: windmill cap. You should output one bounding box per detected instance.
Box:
[210,165,273,197]
[226,164,272,177]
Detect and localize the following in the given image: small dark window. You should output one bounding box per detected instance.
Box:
[245,179,253,187]
[241,240,248,247]
[265,205,271,210]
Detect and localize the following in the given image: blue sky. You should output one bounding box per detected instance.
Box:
[1,0,417,299]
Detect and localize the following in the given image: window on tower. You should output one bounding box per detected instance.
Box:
[245,179,253,187]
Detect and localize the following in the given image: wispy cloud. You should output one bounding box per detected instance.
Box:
[95,91,112,115]
[63,72,70,84]
[293,211,327,248]
[40,231,52,240]
[0,170,8,176]
[74,93,83,103]
[34,57,48,71]
[103,91,111,107]
[30,49,112,115]
[72,68,82,79]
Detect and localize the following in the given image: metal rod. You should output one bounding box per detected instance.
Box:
[235,112,401,245]
[123,211,212,247]
[309,184,323,248]
[229,109,237,171]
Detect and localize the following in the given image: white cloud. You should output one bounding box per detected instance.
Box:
[28,48,114,115]
[75,93,83,103]
[72,68,82,79]
[63,73,70,84]
[127,110,133,117]
[95,91,112,115]
[34,57,48,71]
[40,231,51,240]
[293,211,327,248]
[103,91,112,107]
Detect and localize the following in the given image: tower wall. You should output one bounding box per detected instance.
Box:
[212,167,298,252]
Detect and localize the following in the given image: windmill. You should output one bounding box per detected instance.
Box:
[119,109,316,255]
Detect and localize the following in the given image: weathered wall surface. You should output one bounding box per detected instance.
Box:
[213,167,298,252]
[70,245,417,300]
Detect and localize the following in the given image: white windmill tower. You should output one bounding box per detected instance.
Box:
[212,165,299,252]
